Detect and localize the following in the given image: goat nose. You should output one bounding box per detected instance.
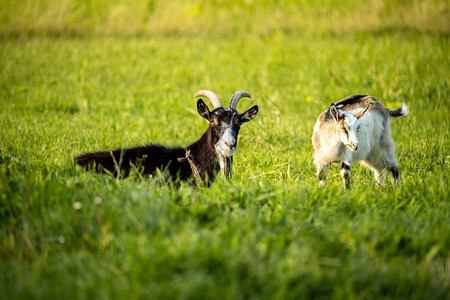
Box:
[225,140,234,147]
[353,144,358,150]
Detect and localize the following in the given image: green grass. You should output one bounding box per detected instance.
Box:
[1,0,449,37]
[1,1,450,299]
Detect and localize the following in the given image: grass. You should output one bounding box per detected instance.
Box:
[0,0,449,37]
[1,1,449,299]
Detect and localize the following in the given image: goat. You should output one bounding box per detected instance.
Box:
[312,95,409,188]
[74,90,259,183]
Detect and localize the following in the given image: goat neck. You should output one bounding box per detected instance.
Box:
[186,126,222,181]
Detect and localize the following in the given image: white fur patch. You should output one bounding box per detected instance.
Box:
[313,120,321,133]
[400,104,409,116]
[216,127,236,157]
[338,107,365,116]
[217,152,227,174]
[338,115,359,151]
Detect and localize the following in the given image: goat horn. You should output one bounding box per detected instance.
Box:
[229,91,251,110]
[194,90,223,109]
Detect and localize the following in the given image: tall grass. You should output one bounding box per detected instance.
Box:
[0,1,449,299]
[0,0,449,37]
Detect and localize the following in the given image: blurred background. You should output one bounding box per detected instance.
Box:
[0,2,449,299]
[1,0,448,38]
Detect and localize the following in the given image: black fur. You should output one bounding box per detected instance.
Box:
[389,106,407,118]
[75,144,189,179]
[390,166,399,181]
[74,99,259,183]
[341,162,351,189]
[341,162,351,171]
[334,95,369,107]
[74,125,218,182]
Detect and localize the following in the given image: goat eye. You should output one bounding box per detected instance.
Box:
[210,117,219,126]
[342,128,349,136]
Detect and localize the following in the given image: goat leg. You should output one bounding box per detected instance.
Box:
[340,162,351,189]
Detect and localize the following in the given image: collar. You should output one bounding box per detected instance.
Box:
[178,150,202,182]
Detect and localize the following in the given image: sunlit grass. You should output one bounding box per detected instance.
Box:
[0,1,449,299]
[0,0,448,38]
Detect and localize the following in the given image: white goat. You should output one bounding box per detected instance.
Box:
[312,95,409,188]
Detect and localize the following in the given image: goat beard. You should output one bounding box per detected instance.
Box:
[218,155,233,178]
[224,156,233,178]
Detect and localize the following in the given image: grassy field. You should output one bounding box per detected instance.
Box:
[1,1,449,299]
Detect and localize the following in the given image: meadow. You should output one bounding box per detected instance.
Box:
[0,1,449,299]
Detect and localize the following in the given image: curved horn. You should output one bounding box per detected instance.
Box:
[194,90,223,109]
[229,91,251,110]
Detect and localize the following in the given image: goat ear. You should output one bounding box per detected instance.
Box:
[197,99,211,121]
[329,103,341,123]
[354,106,369,119]
[240,105,259,123]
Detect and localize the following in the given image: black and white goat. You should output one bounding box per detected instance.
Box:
[74,90,259,183]
[312,95,409,188]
